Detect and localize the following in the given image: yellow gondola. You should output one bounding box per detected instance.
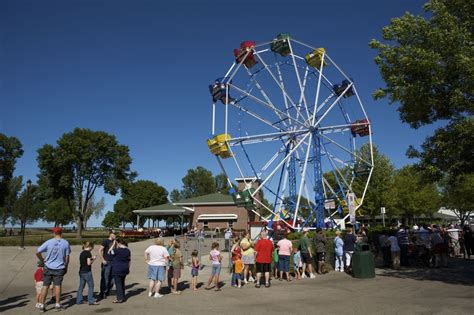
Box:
[305,48,327,70]
[207,133,232,158]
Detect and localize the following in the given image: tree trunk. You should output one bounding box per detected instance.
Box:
[76,216,84,239]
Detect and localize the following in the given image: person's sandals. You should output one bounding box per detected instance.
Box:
[265,283,270,288]
[255,283,261,288]
[205,286,213,290]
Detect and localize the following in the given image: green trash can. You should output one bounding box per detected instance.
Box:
[352,243,375,279]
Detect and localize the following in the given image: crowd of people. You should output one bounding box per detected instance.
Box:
[32,222,472,312]
[374,223,473,270]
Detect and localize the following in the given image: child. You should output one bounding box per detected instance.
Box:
[34,261,46,308]
[77,241,99,305]
[191,250,199,291]
[171,242,183,294]
[292,248,302,280]
[205,242,222,291]
[232,258,244,288]
[272,247,279,279]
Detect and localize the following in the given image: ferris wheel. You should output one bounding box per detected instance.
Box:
[207,34,374,229]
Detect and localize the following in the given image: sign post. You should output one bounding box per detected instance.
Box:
[381,207,386,227]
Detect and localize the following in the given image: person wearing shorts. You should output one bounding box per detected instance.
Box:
[277,235,293,281]
[240,231,255,283]
[299,228,316,278]
[171,242,183,294]
[314,228,327,274]
[36,227,71,312]
[254,231,273,288]
[145,238,169,298]
[206,242,222,291]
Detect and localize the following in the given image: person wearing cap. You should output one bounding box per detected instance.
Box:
[35,227,71,312]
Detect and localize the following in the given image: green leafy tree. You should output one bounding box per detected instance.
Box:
[0,134,24,227]
[37,128,136,238]
[370,0,473,128]
[441,173,474,225]
[180,166,216,199]
[113,180,168,228]
[169,189,182,202]
[11,182,44,229]
[43,197,74,227]
[215,173,231,194]
[392,166,441,224]
[352,145,396,221]
[407,117,474,182]
[102,211,121,229]
[1,176,23,227]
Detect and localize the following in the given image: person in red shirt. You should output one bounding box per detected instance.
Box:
[254,231,273,288]
[34,261,54,309]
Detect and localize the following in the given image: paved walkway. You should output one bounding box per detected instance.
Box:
[0,237,473,314]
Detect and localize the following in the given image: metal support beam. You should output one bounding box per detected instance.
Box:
[313,134,325,228]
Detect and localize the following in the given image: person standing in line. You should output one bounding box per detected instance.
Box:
[397,225,410,266]
[205,242,223,291]
[313,228,327,275]
[35,227,71,312]
[191,250,200,291]
[99,230,116,299]
[334,231,344,272]
[144,238,169,299]
[343,227,356,272]
[462,225,472,260]
[76,242,100,305]
[299,228,315,278]
[34,261,53,309]
[277,233,293,281]
[109,238,131,303]
[254,231,274,288]
[240,231,255,283]
[292,248,302,280]
[171,242,183,294]
[387,230,400,270]
[166,239,176,291]
[224,227,233,252]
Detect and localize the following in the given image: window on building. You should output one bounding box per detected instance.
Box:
[228,221,234,228]
[203,221,209,229]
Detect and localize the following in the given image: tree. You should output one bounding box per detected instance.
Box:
[102,211,121,229]
[407,117,474,182]
[180,166,216,199]
[353,145,396,221]
[370,0,473,128]
[169,189,182,202]
[42,197,74,227]
[113,180,168,228]
[441,173,474,225]
[0,134,24,227]
[1,176,23,227]
[11,182,44,229]
[37,128,136,238]
[392,166,441,224]
[215,173,231,194]
[84,196,105,230]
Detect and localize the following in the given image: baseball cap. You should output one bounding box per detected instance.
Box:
[52,227,62,234]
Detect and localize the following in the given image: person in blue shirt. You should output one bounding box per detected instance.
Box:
[109,238,131,303]
[36,227,71,312]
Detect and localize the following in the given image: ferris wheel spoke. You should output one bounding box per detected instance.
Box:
[228,130,305,146]
[230,84,306,128]
[252,132,311,198]
[319,133,372,167]
[293,132,313,227]
[287,39,311,121]
[252,51,306,125]
[275,63,295,125]
[323,145,353,192]
[229,102,283,132]
[313,83,353,127]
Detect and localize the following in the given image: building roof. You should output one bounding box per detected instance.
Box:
[173,193,235,206]
[133,203,192,216]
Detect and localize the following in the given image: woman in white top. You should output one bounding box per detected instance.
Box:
[144,238,169,298]
[386,230,400,270]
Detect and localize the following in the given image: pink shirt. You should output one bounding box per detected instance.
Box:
[277,238,293,256]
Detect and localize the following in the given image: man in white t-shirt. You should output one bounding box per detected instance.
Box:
[447,226,461,257]
[144,238,169,298]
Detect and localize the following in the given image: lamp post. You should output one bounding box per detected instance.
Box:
[20,179,32,249]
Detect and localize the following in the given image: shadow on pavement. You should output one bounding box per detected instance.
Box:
[0,294,29,313]
[125,288,146,300]
[378,258,474,286]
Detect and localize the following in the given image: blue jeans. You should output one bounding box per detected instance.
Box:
[335,255,343,271]
[231,273,241,286]
[100,262,114,296]
[113,275,126,302]
[77,272,95,304]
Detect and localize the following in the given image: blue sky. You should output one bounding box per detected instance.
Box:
[1,0,436,227]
